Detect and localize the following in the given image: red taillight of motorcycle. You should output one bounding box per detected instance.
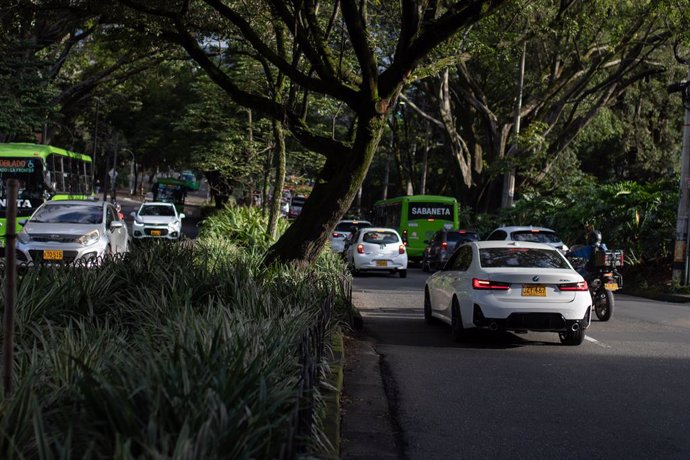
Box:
[399,244,405,254]
[441,242,448,250]
[472,278,510,290]
[357,244,365,254]
[559,280,588,291]
[332,232,342,238]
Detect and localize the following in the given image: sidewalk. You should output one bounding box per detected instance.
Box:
[340,331,399,459]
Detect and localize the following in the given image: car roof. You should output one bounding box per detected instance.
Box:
[338,219,371,224]
[491,226,557,233]
[141,202,175,207]
[469,240,562,250]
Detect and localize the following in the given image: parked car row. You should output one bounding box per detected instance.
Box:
[12,200,185,267]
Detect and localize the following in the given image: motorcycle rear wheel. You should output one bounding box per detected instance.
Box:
[594,289,614,321]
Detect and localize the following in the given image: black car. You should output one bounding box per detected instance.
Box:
[422,229,480,272]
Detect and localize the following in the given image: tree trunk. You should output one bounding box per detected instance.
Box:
[267,119,286,239]
[266,114,385,265]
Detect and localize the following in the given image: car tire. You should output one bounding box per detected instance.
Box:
[399,269,407,278]
[451,297,465,342]
[559,327,585,346]
[424,288,434,324]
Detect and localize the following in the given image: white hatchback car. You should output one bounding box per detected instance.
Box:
[329,219,372,253]
[424,241,592,345]
[131,202,185,241]
[485,226,569,253]
[344,227,408,278]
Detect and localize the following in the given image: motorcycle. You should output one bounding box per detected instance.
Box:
[567,248,624,322]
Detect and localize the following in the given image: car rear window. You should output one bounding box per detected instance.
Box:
[335,221,372,232]
[363,231,400,244]
[479,248,569,269]
[447,232,479,242]
[511,231,561,244]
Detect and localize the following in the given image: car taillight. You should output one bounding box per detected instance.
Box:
[399,244,405,254]
[402,230,408,246]
[559,280,588,291]
[332,232,342,238]
[357,244,365,254]
[441,242,448,250]
[472,278,510,290]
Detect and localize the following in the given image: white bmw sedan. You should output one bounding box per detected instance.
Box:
[344,227,408,278]
[424,241,592,345]
[131,202,185,241]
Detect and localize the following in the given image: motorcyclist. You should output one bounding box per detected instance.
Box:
[567,229,608,278]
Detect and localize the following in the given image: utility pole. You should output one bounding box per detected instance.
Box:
[670,66,690,285]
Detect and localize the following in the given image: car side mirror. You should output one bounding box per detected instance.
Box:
[110,221,124,229]
[130,212,136,218]
[179,213,185,219]
[18,219,27,226]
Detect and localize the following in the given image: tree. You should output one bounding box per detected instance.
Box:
[401,0,684,211]
[106,0,507,264]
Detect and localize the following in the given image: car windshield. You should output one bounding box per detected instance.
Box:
[291,198,305,206]
[139,205,176,216]
[363,231,400,244]
[480,247,569,269]
[335,221,372,232]
[447,232,479,242]
[30,204,102,224]
[511,230,561,244]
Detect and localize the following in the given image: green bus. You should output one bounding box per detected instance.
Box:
[151,177,187,213]
[0,143,94,240]
[372,195,459,261]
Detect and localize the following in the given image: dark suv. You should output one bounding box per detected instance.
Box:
[422,229,480,272]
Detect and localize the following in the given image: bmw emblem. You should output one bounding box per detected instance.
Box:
[532,275,540,282]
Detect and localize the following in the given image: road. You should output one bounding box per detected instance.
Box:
[352,268,690,459]
[115,189,205,240]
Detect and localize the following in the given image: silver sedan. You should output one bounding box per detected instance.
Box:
[16,200,129,265]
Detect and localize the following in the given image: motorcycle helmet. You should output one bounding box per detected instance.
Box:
[588,229,602,247]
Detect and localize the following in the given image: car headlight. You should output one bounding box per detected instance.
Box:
[76,230,100,246]
[133,217,144,225]
[17,231,31,244]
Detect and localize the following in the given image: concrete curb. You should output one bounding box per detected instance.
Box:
[620,289,690,304]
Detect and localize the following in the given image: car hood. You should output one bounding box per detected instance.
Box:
[23,222,102,236]
[136,216,178,224]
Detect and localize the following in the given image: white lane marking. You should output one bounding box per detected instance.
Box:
[585,335,610,348]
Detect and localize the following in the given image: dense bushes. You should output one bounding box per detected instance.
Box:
[0,209,350,458]
[470,179,677,282]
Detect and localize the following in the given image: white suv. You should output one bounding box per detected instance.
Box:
[329,219,372,253]
[485,226,569,253]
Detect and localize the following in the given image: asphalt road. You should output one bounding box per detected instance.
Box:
[352,268,690,459]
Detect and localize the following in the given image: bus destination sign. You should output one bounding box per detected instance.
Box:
[408,203,454,220]
[0,158,36,173]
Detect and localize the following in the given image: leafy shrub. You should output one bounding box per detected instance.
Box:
[0,239,350,459]
[197,205,289,250]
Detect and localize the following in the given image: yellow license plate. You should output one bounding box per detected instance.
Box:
[43,250,63,261]
[376,260,388,267]
[150,230,162,236]
[604,282,619,291]
[522,285,546,297]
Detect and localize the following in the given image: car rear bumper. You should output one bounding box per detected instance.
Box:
[472,304,591,332]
